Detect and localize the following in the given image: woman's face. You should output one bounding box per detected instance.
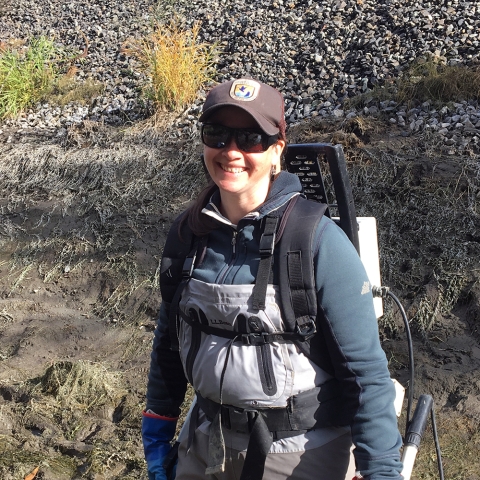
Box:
[202,106,285,203]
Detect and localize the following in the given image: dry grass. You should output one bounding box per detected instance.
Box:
[122,20,217,111]
[411,272,470,335]
[344,57,480,110]
[397,57,480,105]
[399,411,480,480]
[0,128,206,324]
[0,360,136,478]
[46,75,105,106]
[34,360,125,412]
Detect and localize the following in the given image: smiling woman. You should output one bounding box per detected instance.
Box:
[142,78,404,480]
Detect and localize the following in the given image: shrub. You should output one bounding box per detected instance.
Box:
[0,36,59,118]
[123,21,217,111]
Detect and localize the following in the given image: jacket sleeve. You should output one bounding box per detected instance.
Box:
[145,302,188,416]
[314,217,403,480]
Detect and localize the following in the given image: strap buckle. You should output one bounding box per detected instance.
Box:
[221,405,257,434]
[181,253,196,277]
[241,332,272,345]
[295,316,317,340]
[259,231,276,256]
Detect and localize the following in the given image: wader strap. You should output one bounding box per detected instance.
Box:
[252,216,278,311]
[240,413,272,480]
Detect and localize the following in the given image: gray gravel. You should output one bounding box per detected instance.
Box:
[1,0,479,152]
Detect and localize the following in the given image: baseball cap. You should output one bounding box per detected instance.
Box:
[199,78,286,138]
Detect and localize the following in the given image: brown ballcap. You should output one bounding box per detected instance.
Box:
[199,78,286,137]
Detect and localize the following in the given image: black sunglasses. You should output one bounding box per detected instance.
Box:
[201,124,279,153]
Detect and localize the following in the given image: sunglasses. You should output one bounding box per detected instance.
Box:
[201,124,279,153]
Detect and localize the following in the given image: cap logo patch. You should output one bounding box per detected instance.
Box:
[230,79,260,102]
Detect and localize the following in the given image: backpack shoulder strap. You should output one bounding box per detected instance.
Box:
[160,212,205,350]
[277,196,332,370]
[160,212,195,304]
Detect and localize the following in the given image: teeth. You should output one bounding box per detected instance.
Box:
[221,165,245,173]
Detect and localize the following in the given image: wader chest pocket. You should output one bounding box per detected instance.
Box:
[249,316,277,396]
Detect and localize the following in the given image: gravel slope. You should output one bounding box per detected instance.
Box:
[1,0,479,152]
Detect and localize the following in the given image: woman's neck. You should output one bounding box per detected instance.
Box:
[219,188,270,225]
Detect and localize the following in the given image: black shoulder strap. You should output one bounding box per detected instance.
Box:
[160,212,195,305]
[277,196,329,361]
[159,213,205,351]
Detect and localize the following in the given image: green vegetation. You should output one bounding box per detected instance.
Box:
[123,21,217,111]
[0,36,59,118]
[0,36,99,118]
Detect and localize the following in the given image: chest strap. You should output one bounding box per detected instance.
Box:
[179,309,315,345]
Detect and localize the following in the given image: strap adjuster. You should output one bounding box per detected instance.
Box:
[295,316,317,340]
[181,254,196,277]
[241,332,272,346]
[259,231,276,256]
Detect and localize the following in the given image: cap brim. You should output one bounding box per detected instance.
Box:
[199,104,280,136]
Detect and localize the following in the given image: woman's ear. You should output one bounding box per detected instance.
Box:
[272,139,286,157]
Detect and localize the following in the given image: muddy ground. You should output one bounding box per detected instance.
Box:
[0,118,479,479]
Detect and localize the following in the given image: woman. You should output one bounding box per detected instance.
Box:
[142,78,403,480]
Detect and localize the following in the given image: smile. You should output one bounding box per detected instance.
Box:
[220,165,246,173]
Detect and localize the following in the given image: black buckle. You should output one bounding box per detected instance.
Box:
[259,231,276,256]
[296,317,317,340]
[181,254,196,277]
[241,332,271,346]
[221,405,257,434]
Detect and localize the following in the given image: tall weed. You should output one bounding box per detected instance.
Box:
[123,21,217,111]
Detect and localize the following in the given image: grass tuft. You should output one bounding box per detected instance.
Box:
[46,74,105,106]
[345,57,480,110]
[397,57,480,105]
[122,20,217,111]
[37,360,126,412]
[0,36,59,118]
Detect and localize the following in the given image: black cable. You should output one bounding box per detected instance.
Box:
[373,286,415,430]
[386,290,415,429]
[430,404,445,480]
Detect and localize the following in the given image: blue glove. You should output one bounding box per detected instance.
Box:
[142,410,178,480]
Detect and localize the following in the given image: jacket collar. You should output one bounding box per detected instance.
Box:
[202,171,302,225]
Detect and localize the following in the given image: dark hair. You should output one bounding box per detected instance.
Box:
[179,181,219,238]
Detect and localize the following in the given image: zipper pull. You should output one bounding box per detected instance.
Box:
[231,231,237,255]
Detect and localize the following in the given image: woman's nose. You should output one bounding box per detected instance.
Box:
[222,136,242,155]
